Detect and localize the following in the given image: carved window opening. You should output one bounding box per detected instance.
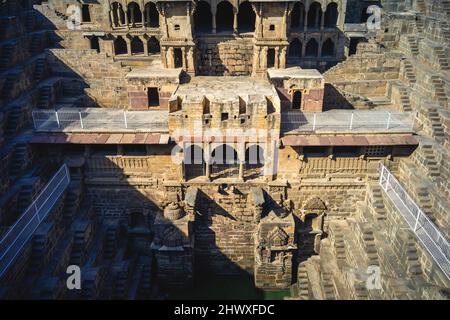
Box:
[174,48,183,68]
[322,38,335,57]
[194,1,212,33]
[147,87,159,107]
[82,5,91,22]
[324,2,338,28]
[114,36,127,55]
[216,1,234,33]
[130,36,144,55]
[89,36,99,53]
[144,2,159,28]
[148,36,160,54]
[238,1,255,33]
[267,48,275,68]
[290,2,305,29]
[292,90,302,109]
[127,2,142,25]
[305,38,319,57]
[289,38,302,57]
[185,144,205,180]
[307,2,322,29]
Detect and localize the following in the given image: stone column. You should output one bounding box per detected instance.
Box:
[141,1,145,27]
[320,9,325,30]
[238,141,245,181]
[125,37,131,55]
[142,36,148,55]
[233,8,238,34]
[145,5,150,27]
[274,47,280,68]
[130,6,135,26]
[280,47,286,68]
[262,47,268,69]
[187,47,195,73]
[125,9,129,30]
[304,7,308,31]
[301,41,306,58]
[181,47,187,69]
[204,142,211,181]
[212,6,217,33]
[110,8,116,28]
[167,47,174,68]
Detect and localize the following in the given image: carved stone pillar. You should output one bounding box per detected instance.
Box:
[212,6,217,33]
[280,47,286,68]
[320,10,325,30]
[274,47,280,68]
[233,8,238,34]
[181,47,187,69]
[125,37,131,55]
[142,36,148,55]
[166,47,174,68]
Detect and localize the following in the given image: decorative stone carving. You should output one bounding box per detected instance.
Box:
[163,202,185,220]
[303,197,327,211]
[268,226,288,247]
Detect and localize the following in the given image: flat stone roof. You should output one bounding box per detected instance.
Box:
[268,67,323,80]
[126,66,182,81]
[172,76,276,104]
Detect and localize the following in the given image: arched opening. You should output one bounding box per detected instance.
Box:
[322,38,335,57]
[114,36,127,55]
[324,2,338,28]
[211,144,239,178]
[82,4,91,22]
[130,36,144,55]
[194,1,212,33]
[290,2,305,30]
[292,91,302,109]
[303,213,318,232]
[305,38,319,57]
[267,48,275,68]
[144,2,159,28]
[289,38,302,57]
[184,144,205,180]
[307,2,322,29]
[148,36,160,54]
[127,2,142,26]
[89,36,99,53]
[174,48,183,68]
[238,1,255,33]
[216,1,234,33]
[360,6,370,23]
[245,145,264,178]
[111,2,125,27]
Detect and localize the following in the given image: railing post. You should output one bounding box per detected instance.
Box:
[79,111,84,129]
[55,111,60,129]
[414,211,420,232]
[123,110,128,129]
[379,164,385,186]
[384,170,390,192]
[349,112,354,130]
[386,112,391,130]
[313,113,317,131]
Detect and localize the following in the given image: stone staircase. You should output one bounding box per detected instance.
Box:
[33,58,46,81]
[367,183,387,220]
[37,85,52,109]
[103,223,118,260]
[0,44,15,70]
[434,47,449,71]
[29,33,42,55]
[9,143,29,178]
[296,261,310,299]
[15,179,37,217]
[4,105,24,138]
[425,108,445,141]
[403,60,416,85]
[62,184,82,220]
[1,74,16,100]
[430,76,448,108]
[416,0,426,13]
[406,36,419,56]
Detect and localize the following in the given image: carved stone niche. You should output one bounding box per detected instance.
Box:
[298,197,326,232]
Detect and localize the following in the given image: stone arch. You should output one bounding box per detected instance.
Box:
[114,36,127,55]
[148,36,160,54]
[305,38,319,57]
[130,36,144,55]
[144,2,159,27]
[127,1,142,25]
[238,1,255,33]
[290,2,305,29]
[111,2,125,27]
[216,1,234,33]
[184,144,205,180]
[288,38,302,57]
[324,2,338,28]
[194,1,212,33]
[245,144,264,166]
[322,38,335,57]
[211,144,239,165]
[307,1,322,29]
[292,90,302,109]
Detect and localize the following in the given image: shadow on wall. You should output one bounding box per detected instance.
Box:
[323,84,355,110]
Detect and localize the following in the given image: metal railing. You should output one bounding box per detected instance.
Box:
[0,164,71,279]
[378,164,450,280]
[282,111,415,133]
[32,109,169,132]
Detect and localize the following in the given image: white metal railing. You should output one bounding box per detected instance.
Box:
[378,163,450,280]
[282,111,415,133]
[32,108,169,132]
[0,164,71,279]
